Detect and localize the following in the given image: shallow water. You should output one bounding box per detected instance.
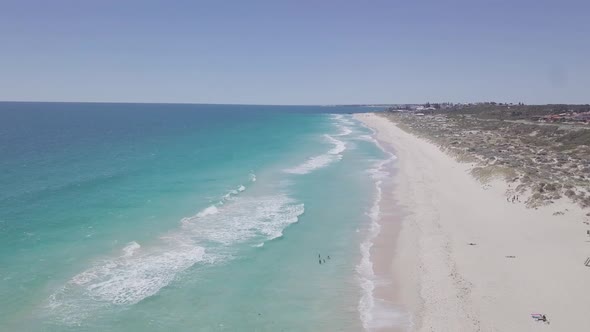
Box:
[0,103,390,331]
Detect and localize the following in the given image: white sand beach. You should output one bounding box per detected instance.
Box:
[355,112,590,332]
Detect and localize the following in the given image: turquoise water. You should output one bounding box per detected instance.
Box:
[0,103,388,331]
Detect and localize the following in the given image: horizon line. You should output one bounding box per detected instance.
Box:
[0,100,397,107]
[1,100,590,107]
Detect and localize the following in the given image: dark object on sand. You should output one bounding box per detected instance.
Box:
[584,257,590,267]
[531,313,549,324]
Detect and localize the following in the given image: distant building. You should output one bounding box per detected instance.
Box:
[540,111,590,124]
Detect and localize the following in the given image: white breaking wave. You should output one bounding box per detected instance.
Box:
[196,205,219,217]
[332,114,354,137]
[283,152,338,175]
[284,134,346,175]
[357,180,382,330]
[70,241,205,304]
[47,176,304,325]
[284,114,357,175]
[221,181,249,201]
[356,124,406,330]
[216,174,256,206]
[332,113,355,126]
[337,126,353,136]
[181,194,304,245]
[326,135,346,155]
[121,241,141,258]
[357,134,376,142]
[357,157,393,331]
[48,236,208,325]
[334,122,352,136]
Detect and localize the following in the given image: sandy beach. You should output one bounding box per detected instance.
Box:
[355,112,590,331]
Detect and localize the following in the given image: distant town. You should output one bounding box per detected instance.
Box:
[383,102,590,125]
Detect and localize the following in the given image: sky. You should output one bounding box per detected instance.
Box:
[0,0,589,105]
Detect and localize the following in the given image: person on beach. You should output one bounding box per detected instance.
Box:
[532,313,549,323]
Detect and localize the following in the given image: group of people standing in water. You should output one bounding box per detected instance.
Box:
[318,253,330,264]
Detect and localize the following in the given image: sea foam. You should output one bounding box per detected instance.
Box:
[333,114,354,136]
[121,241,141,258]
[182,194,304,245]
[284,114,356,175]
[49,236,208,325]
[196,205,219,217]
[356,123,405,330]
[72,242,206,304]
[48,175,304,324]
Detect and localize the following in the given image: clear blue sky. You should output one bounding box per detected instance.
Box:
[1,0,589,104]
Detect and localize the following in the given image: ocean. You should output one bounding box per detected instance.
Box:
[0,102,392,331]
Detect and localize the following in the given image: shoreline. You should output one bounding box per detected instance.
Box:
[355,112,590,331]
[356,129,410,331]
